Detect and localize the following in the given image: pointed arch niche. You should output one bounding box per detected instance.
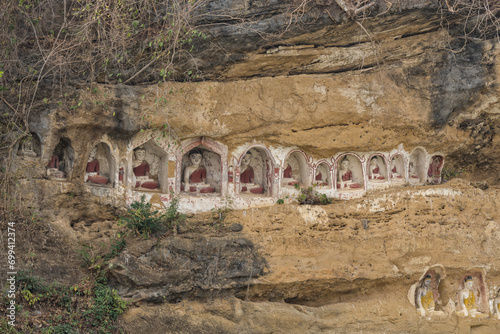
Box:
[389,153,405,183]
[313,160,332,188]
[336,153,365,192]
[427,155,444,184]
[282,149,310,188]
[84,142,116,186]
[130,139,168,193]
[236,145,276,197]
[366,154,388,183]
[175,137,227,196]
[409,148,427,183]
[46,137,74,180]
[17,132,41,158]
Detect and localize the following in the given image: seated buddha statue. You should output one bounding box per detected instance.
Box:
[409,162,420,179]
[283,163,299,186]
[85,146,109,185]
[427,156,443,184]
[47,154,65,179]
[456,276,488,318]
[181,148,215,194]
[240,151,264,194]
[415,275,445,317]
[132,147,159,190]
[19,139,37,157]
[337,158,361,189]
[315,170,327,186]
[390,158,402,179]
[368,157,385,180]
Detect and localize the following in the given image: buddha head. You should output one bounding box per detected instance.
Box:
[241,151,252,168]
[188,148,203,167]
[23,139,34,152]
[422,275,432,288]
[134,147,146,161]
[89,146,97,160]
[391,157,396,167]
[340,157,350,170]
[465,276,474,289]
[370,157,378,167]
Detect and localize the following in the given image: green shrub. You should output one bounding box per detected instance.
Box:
[296,186,332,205]
[118,195,166,238]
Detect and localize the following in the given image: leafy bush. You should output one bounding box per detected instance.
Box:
[83,280,127,329]
[296,186,332,205]
[118,195,166,238]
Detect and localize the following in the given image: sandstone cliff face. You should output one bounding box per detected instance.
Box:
[26,8,498,185]
[112,180,500,333]
[4,2,500,333]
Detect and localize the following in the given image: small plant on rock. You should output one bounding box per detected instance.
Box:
[118,195,166,238]
[295,186,332,205]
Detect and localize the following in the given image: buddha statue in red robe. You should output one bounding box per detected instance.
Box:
[368,157,385,181]
[282,163,299,186]
[314,168,327,186]
[47,154,65,179]
[240,151,263,194]
[337,158,361,189]
[181,148,215,194]
[390,158,402,179]
[132,147,159,190]
[427,156,443,184]
[85,146,109,185]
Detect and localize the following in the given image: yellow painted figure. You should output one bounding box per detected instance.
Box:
[456,276,488,318]
[421,289,435,311]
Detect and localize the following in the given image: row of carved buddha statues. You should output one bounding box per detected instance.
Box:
[17,133,444,195]
[412,269,499,319]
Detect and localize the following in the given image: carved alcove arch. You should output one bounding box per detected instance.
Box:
[84,139,117,186]
[366,153,388,182]
[129,131,170,193]
[282,149,311,188]
[389,153,405,182]
[335,153,365,191]
[46,137,74,180]
[313,159,332,188]
[236,144,277,197]
[175,137,228,196]
[16,132,42,158]
[427,155,445,184]
[409,147,427,183]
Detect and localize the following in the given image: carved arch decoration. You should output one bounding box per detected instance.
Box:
[235,143,278,197]
[313,159,333,189]
[389,153,406,182]
[85,135,119,187]
[366,153,389,182]
[128,129,173,193]
[282,148,312,188]
[333,152,366,191]
[175,137,228,196]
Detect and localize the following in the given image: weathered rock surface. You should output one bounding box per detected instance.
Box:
[117,179,500,333]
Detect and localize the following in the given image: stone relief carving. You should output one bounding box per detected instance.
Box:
[456,275,488,318]
[85,146,109,185]
[240,151,264,194]
[181,148,216,194]
[132,147,160,190]
[337,157,361,190]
